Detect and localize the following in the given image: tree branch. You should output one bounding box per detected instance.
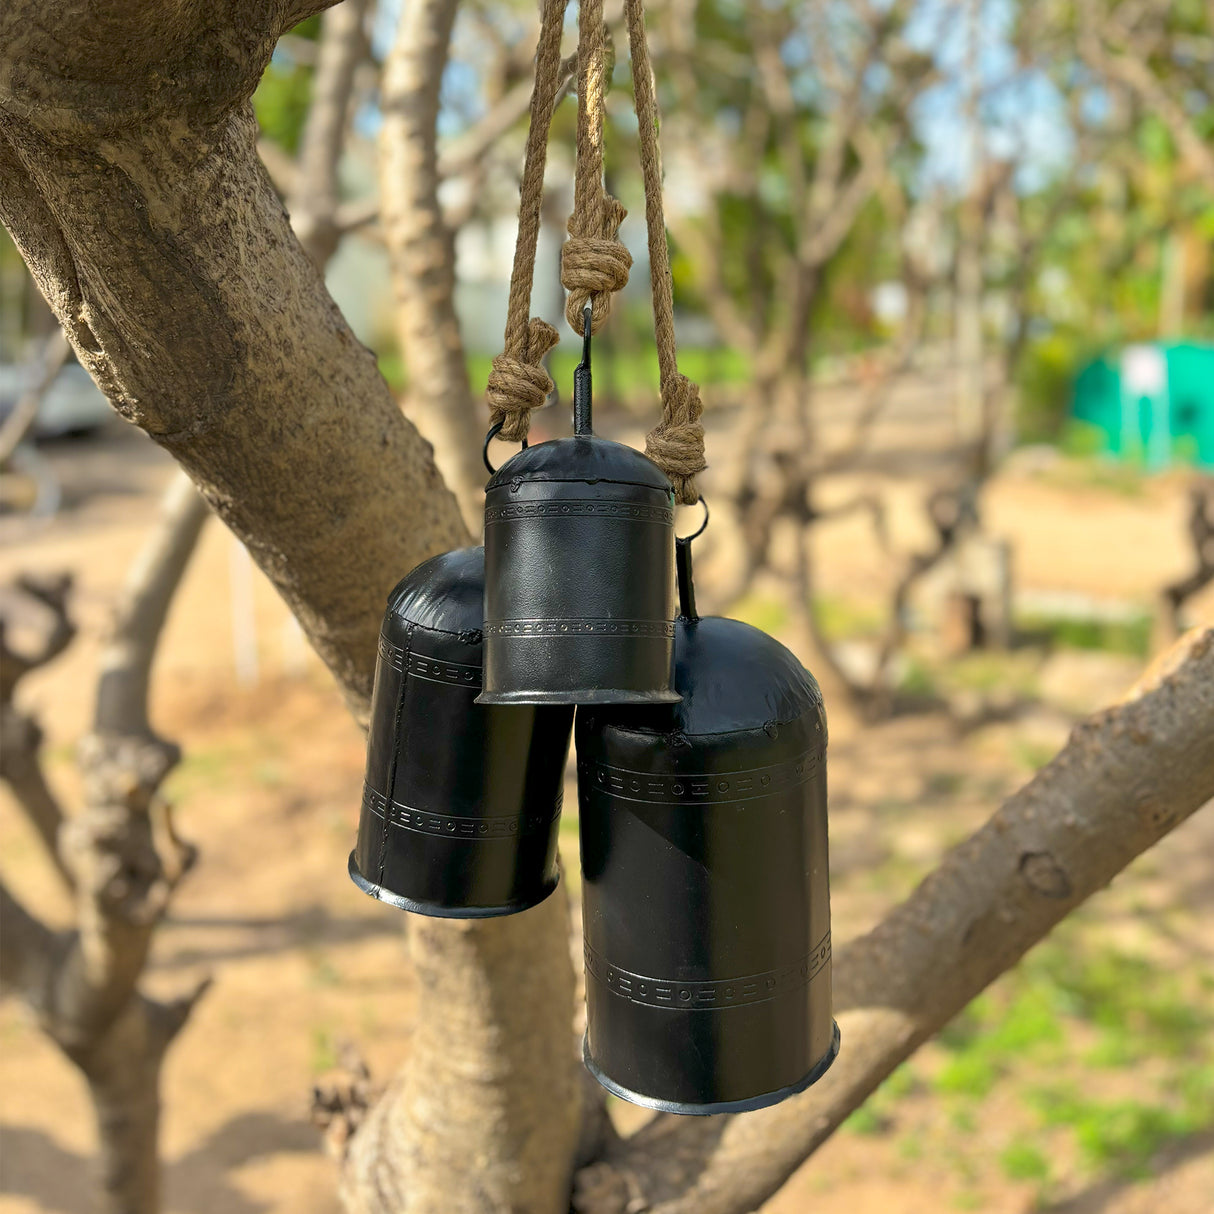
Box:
[93,470,209,740]
[378,0,489,527]
[1078,0,1214,192]
[290,0,372,267]
[0,328,69,464]
[575,628,1214,1214]
[0,572,77,886]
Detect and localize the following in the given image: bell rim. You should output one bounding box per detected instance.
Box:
[581,1020,840,1116]
[475,688,683,707]
[347,851,559,919]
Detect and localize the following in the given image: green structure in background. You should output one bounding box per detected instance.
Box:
[1072,342,1214,469]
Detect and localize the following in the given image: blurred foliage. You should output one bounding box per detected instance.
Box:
[252,14,321,155]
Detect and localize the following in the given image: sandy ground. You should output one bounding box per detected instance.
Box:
[1,414,1211,1213]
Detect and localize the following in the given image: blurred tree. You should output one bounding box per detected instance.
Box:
[1,3,1213,1214]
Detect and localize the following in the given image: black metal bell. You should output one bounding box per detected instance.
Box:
[349,547,573,917]
[478,318,679,706]
[576,539,838,1113]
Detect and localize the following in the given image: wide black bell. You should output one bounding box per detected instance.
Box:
[349,547,573,918]
[576,540,838,1113]
[478,320,679,706]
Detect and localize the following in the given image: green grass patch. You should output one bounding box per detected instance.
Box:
[310,1026,337,1074]
[897,656,938,698]
[1018,612,1153,659]
[1000,1138,1051,1183]
[813,594,885,642]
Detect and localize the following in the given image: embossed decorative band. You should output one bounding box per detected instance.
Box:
[577,752,821,805]
[378,637,482,686]
[485,500,673,525]
[484,618,675,638]
[362,784,561,839]
[584,935,831,1010]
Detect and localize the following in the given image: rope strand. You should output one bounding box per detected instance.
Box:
[560,0,632,336]
[626,0,706,504]
[486,0,707,503]
[485,0,570,442]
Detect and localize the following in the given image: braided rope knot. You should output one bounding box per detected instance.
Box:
[562,196,632,335]
[486,317,560,442]
[645,373,706,505]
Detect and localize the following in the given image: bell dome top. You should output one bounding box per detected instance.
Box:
[672,616,824,736]
[386,546,484,636]
[486,435,674,494]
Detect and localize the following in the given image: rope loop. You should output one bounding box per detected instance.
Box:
[561,230,632,335]
[645,373,706,505]
[484,0,570,445]
[487,318,560,441]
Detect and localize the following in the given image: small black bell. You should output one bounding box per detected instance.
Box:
[349,547,573,917]
[478,312,679,707]
[577,531,838,1113]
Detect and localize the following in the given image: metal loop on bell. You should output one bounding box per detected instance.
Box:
[483,421,528,477]
[675,497,708,622]
[676,495,709,543]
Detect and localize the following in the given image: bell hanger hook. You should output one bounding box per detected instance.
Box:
[483,419,529,477]
[573,301,594,436]
[675,496,709,622]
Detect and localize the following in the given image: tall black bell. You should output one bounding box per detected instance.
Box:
[349,547,573,918]
[478,320,679,706]
[576,540,838,1113]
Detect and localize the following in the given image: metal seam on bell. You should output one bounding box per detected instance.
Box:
[584,933,832,1010]
[375,623,413,895]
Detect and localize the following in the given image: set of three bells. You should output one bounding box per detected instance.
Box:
[349,327,838,1115]
[349,0,836,1114]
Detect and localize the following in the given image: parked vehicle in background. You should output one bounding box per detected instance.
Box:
[0,358,112,439]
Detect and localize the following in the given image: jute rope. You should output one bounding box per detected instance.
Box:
[485,0,569,442]
[486,0,707,505]
[625,0,705,504]
[560,0,632,336]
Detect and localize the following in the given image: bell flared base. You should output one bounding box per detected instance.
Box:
[582,1021,841,1116]
[476,687,682,707]
[347,851,559,919]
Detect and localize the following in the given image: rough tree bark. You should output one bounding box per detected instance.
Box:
[0,471,210,1214]
[0,5,583,1212]
[379,0,488,530]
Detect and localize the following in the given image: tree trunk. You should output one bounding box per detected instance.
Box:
[379,0,488,532]
[341,891,584,1214]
